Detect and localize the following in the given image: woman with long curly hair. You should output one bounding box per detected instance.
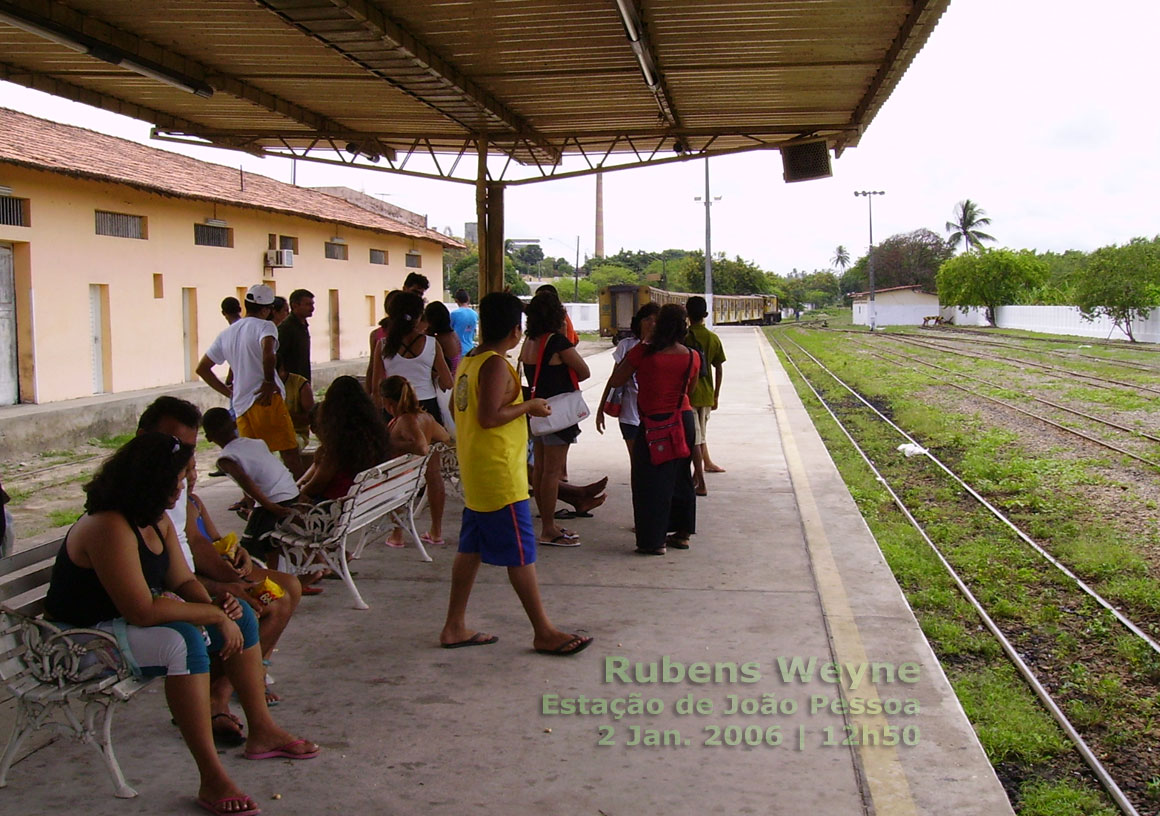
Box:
[298,375,391,501]
[607,303,699,555]
[518,291,590,546]
[44,433,317,815]
[370,291,453,424]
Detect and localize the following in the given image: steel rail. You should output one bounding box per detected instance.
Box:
[913,330,1160,374]
[767,332,1141,816]
[922,325,1160,354]
[856,341,1160,444]
[851,345,1160,469]
[776,332,1160,658]
[870,332,1160,397]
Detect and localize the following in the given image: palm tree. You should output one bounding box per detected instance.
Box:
[831,245,850,270]
[946,199,996,251]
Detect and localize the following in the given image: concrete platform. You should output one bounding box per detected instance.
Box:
[0,328,1012,815]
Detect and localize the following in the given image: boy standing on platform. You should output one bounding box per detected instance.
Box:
[440,292,593,657]
[685,296,727,496]
[197,284,305,479]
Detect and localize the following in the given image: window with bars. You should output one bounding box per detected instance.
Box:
[405,251,422,268]
[369,248,388,265]
[194,223,233,247]
[0,196,29,227]
[325,241,349,261]
[268,233,299,253]
[95,210,146,239]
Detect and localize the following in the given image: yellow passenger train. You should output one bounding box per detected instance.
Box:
[598,285,780,341]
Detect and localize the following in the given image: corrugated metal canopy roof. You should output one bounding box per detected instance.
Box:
[0,0,950,182]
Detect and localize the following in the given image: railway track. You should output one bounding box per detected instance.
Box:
[923,325,1160,354]
[769,329,1160,816]
[913,328,1160,376]
[847,339,1160,471]
[860,330,1160,398]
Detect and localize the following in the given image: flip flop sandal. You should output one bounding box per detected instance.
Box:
[540,534,581,547]
[535,635,594,656]
[211,712,246,747]
[243,738,320,761]
[197,794,260,816]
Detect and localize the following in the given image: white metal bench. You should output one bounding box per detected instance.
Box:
[267,451,433,610]
[1,540,154,798]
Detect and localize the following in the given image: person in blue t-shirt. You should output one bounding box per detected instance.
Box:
[450,289,479,355]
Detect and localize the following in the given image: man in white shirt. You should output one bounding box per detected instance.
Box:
[197,284,304,478]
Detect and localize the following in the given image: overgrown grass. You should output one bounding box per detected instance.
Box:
[46,507,84,528]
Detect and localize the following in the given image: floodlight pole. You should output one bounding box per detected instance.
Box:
[854,190,885,331]
[696,157,722,328]
[575,236,580,302]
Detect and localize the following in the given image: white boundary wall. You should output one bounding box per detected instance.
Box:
[939,304,1160,343]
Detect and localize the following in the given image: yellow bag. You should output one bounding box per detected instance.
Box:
[212,532,239,560]
[246,577,286,606]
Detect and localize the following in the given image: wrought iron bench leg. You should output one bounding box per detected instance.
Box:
[0,702,34,789]
[84,697,138,798]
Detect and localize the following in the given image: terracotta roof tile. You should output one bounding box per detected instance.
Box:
[0,107,464,248]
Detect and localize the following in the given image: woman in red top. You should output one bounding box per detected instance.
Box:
[608,304,699,555]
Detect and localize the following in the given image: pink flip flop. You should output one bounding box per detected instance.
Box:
[421,532,446,546]
[197,795,261,816]
[243,738,320,761]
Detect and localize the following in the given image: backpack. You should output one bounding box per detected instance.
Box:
[685,329,712,380]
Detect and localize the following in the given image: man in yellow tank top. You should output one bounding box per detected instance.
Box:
[440,292,593,657]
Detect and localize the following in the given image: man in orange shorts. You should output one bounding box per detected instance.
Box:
[197,284,305,478]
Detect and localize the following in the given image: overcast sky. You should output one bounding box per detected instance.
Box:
[2,0,1157,275]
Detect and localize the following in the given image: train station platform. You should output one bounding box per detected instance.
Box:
[0,327,1012,815]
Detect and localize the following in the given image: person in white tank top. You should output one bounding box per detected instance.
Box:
[371,291,452,424]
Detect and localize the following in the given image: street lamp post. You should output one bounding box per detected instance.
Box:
[694,157,722,327]
[853,190,885,331]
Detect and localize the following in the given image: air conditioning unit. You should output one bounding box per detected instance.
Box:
[265,249,293,268]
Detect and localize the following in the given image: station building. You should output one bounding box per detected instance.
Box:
[0,107,461,405]
[850,285,940,327]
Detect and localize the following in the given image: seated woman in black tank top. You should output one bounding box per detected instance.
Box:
[44,433,318,814]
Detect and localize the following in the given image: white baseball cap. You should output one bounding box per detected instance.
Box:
[245,284,275,306]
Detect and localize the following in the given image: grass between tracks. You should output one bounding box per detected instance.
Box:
[764,323,1150,816]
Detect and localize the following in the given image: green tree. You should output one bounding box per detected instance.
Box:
[842,229,953,294]
[1073,238,1160,342]
[682,253,771,295]
[936,248,1047,326]
[945,199,996,252]
[831,245,850,271]
[444,251,528,299]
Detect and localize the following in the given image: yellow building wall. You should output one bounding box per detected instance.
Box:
[0,165,444,403]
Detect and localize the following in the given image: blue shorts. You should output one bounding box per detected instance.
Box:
[620,421,640,441]
[459,499,537,567]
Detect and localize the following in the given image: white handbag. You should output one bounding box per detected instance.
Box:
[527,336,589,437]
